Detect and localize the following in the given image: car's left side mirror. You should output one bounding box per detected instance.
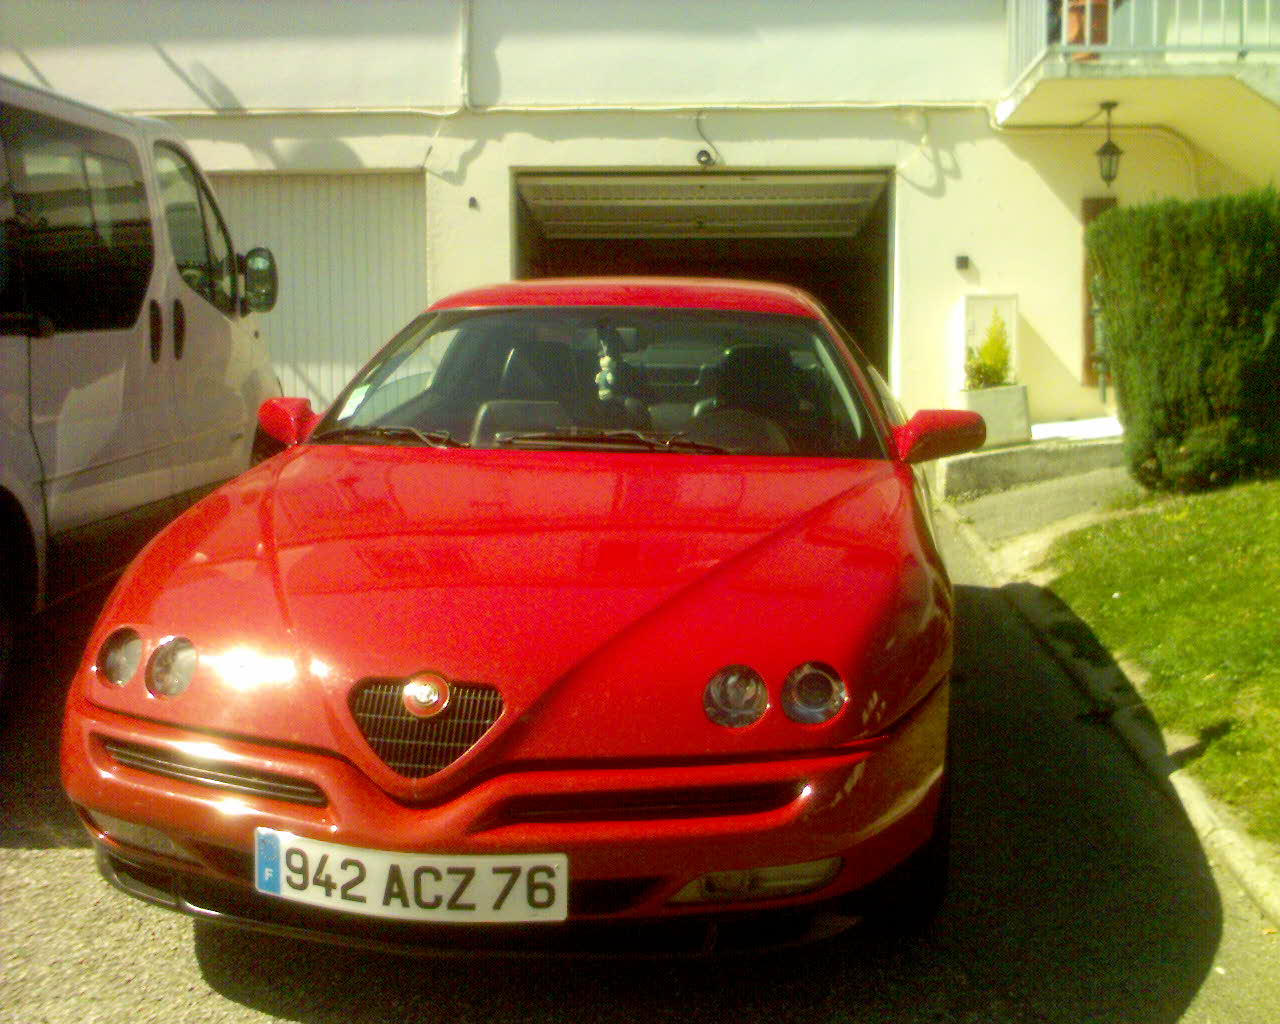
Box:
[892,410,986,464]
[258,397,321,447]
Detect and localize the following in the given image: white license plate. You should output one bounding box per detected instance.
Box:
[254,828,568,923]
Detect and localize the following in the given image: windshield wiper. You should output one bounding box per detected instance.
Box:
[494,429,730,453]
[311,425,468,448]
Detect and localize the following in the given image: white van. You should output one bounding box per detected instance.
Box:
[0,74,280,684]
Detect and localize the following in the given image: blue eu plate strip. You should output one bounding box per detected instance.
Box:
[255,829,282,894]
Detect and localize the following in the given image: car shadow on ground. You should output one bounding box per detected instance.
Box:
[0,587,107,850]
[186,584,1222,1024]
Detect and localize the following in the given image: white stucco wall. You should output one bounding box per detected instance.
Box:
[467,0,1007,106]
[0,1,462,111]
[1,0,1007,111]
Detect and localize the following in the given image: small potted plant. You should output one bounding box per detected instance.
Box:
[961,308,1031,447]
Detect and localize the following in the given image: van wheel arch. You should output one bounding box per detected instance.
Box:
[0,490,38,613]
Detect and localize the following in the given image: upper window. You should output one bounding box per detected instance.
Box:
[0,103,153,330]
[316,308,886,459]
[154,145,237,316]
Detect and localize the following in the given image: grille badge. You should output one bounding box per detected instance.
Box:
[402,673,450,718]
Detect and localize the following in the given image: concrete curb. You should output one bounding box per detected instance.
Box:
[936,438,1125,500]
[1170,770,1280,928]
[937,502,1280,929]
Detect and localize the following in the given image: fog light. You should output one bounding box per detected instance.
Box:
[96,629,143,686]
[669,857,842,904]
[146,637,198,697]
[85,810,192,861]
[703,665,769,728]
[782,662,847,724]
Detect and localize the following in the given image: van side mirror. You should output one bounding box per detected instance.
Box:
[258,397,320,447]
[241,247,279,314]
[893,409,986,464]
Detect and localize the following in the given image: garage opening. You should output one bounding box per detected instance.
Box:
[514,172,891,374]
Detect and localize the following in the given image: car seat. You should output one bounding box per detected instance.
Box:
[686,345,800,453]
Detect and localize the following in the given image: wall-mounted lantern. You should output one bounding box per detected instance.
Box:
[1095,101,1122,188]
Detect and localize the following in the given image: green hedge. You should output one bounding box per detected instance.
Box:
[1086,189,1280,490]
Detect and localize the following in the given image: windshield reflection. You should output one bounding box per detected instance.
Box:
[317,308,884,459]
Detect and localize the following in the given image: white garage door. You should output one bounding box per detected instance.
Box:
[208,172,428,408]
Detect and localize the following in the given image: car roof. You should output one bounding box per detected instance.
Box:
[428,278,825,318]
[1,72,185,144]
[1,72,137,130]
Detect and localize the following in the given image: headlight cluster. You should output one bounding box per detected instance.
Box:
[703,665,769,728]
[703,661,847,728]
[96,629,143,686]
[95,630,198,698]
[147,637,198,697]
[781,662,847,724]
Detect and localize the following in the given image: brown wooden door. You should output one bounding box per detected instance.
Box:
[1082,196,1117,386]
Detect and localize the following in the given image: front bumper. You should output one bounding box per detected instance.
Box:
[63,680,947,949]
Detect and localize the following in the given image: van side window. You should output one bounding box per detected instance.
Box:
[154,145,237,316]
[0,103,153,330]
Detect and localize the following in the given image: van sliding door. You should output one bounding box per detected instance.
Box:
[2,101,174,595]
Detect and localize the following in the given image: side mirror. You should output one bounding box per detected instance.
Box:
[241,247,279,314]
[258,397,320,447]
[893,410,986,464]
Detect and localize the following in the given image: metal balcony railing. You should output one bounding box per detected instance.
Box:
[1010,0,1280,86]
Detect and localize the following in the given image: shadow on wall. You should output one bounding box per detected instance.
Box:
[1018,313,1109,422]
[163,51,374,172]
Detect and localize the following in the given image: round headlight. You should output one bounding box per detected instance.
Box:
[704,665,769,728]
[96,629,143,686]
[782,662,847,724]
[146,637,198,698]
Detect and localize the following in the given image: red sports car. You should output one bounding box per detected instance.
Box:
[62,278,984,954]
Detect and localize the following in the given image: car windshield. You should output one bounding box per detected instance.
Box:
[315,307,884,458]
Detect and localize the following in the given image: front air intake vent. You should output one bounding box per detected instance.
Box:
[495,782,803,825]
[101,738,327,807]
[349,680,504,779]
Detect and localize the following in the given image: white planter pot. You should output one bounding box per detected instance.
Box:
[960,384,1031,448]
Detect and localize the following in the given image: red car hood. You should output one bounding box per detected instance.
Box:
[263,447,899,686]
[90,445,947,795]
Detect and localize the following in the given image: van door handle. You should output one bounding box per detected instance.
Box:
[149,300,162,363]
[173,299,186,360]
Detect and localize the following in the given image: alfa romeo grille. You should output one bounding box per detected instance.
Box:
[350,680,504,778]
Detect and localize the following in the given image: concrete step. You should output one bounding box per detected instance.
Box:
[936,437,1126,500]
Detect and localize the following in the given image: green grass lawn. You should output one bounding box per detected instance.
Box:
[1043,477,1280,844]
